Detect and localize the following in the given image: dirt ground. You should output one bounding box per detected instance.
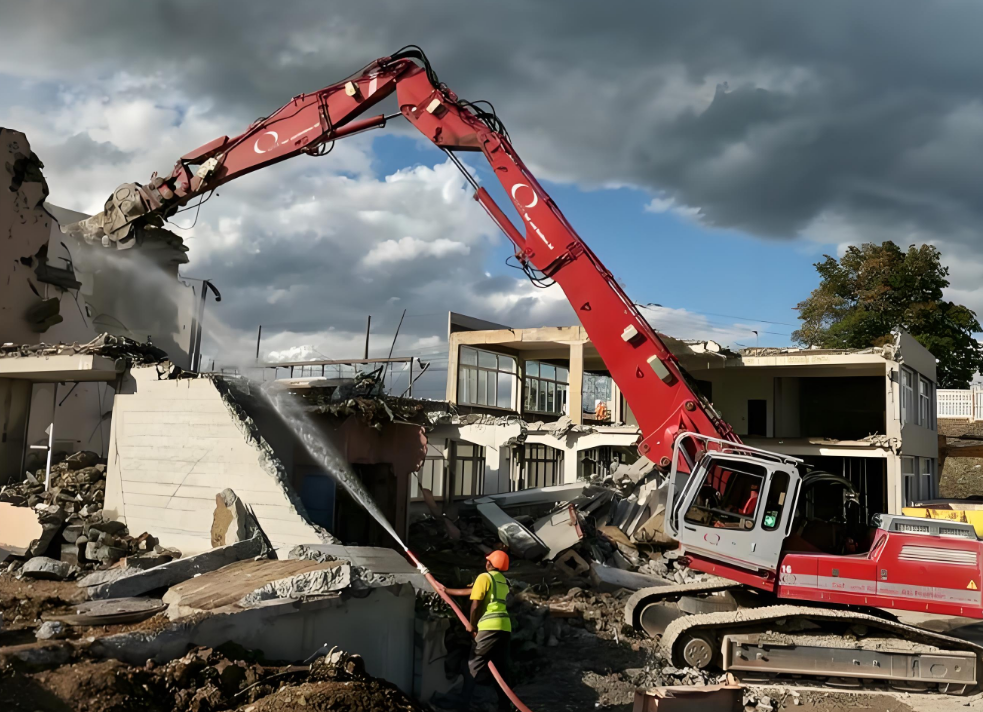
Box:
[0,574,86,646]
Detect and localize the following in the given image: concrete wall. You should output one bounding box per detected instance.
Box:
[699,369,775,437]
[104,367,324,555]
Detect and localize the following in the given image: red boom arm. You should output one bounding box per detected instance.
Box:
[70,50,739,469]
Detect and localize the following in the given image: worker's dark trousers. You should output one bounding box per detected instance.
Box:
[460,630,511,711]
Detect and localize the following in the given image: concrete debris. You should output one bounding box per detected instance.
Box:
[238,564,352,607]
[475,501,549,560]
[289,544,429,591]
[0,451,173,577]
[0,332,168,365]
[531,504,584,560]
[161,558,349,618]
[35,620,66,641]
[634,684,744,712]
[20,556,71,581]
[86,535,265,600]
[211,488,261,547]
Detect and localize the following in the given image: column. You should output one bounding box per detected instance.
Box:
[569,341,584,425]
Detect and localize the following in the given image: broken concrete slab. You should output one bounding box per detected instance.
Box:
[86,536,265,600]
[77,566,141,589]
[161,558,349,619]
[0,502,43,556]
[238,564,351,607]
[531,504,583,560]
[46,597,166,627]
[20,556,71,580]
[475,502,548,560]
[289,544,428,591]
[554,549,591,579]
[589,562,672,592]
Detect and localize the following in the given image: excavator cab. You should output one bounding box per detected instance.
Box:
[666,434,802,574]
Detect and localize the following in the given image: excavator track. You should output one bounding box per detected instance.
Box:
[624,576,741,634]
[661,604,983,695]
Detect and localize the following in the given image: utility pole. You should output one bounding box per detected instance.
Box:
[364,316,371,359]
[255,325,263,361]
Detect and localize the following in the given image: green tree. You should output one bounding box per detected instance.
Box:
[793,242,983,388]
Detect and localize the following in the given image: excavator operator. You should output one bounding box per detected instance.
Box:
[441,550,514,711]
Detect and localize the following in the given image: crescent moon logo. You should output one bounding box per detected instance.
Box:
[254,131,280,154]
[511,183,538,209]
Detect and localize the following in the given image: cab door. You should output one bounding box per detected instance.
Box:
[673,453,799,573]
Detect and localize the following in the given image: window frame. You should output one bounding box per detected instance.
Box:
[457,347,516,410]
[901,368,914,425]
[521,443,564,489]
[919,457,934,501]
[452,442,486,499]
[918,376,932,428]
[901,455,916,506]
[524,361,570,416]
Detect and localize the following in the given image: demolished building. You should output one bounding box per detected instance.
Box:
[420,312,938,525]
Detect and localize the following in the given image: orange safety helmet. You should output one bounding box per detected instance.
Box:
[486,550,510,572]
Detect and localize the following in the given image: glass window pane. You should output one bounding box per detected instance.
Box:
[467,369,478,404]
[458,443,473,457]
[462,347,477,366]
[556,367,568,383]
[433,461,444,496]
[559,384,568,414]
[479,350,498,369]
[498,373,514,409]
[487,371,497,406]
[541,363,556,380]
[477,368,487,403]
[499,354,516,373]
[539,379,547,411]
[458,369,468,403]
[526,361,539,378]
[901,456,914,475]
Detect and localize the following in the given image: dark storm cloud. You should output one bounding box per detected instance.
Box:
[5,1,983,241]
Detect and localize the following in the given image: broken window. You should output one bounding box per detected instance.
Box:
[411,442,447,500]
[524,361,569,415]
[458,347,516,409]
[902,456,915,506]
[521,443,564,489]
[919,457,934,501]
[683,458,766,530]
[452,442,486,498]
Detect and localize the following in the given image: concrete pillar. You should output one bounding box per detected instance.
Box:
[446,340,459,403]
[563,447,580,484]
[886,455,901,514]
[569,342,584,425]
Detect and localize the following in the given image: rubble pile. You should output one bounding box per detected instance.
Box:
[0,645,426,712]
[0,451,176,578]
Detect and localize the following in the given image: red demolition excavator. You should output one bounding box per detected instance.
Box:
[69,47,983,694]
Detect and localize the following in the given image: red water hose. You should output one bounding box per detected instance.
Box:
[406,550,534,712]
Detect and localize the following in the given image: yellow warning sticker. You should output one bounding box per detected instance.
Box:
[969,580,979,591]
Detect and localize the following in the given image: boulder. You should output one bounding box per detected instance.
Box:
[21,556,71,581]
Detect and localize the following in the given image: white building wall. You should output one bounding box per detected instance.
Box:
[104,367,323,555]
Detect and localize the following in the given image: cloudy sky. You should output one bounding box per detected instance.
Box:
[3,1,983,397]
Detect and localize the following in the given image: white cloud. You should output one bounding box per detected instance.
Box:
[362,236,470,267]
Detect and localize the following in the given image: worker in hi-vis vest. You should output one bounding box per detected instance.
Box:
[440,550,513,711]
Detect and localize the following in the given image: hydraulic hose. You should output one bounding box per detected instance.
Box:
[406,550,535,712]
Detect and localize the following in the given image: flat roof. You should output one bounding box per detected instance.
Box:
[0,354,123,382]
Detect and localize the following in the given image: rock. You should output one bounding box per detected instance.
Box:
[61,524,84,543]
[121,554,173,570]
[21,556,71,580]
[85,540,127,563]
[64,451,99,470]
[60,543,82,566]
[211,488,259,547]
[35,621,65,640]
[87,519,128,537]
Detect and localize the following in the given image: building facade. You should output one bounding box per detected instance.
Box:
[418,314,938,518]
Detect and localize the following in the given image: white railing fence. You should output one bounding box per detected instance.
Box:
[938,388,983,419]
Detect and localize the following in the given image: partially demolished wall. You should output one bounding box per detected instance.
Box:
[104,367,331,555]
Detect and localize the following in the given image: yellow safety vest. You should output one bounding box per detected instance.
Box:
[477,571,512,632]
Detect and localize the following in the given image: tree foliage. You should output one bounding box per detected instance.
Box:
[793,242,983,388]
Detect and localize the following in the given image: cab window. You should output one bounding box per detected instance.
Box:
[762,471,790,531]
[684,458,766,530]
